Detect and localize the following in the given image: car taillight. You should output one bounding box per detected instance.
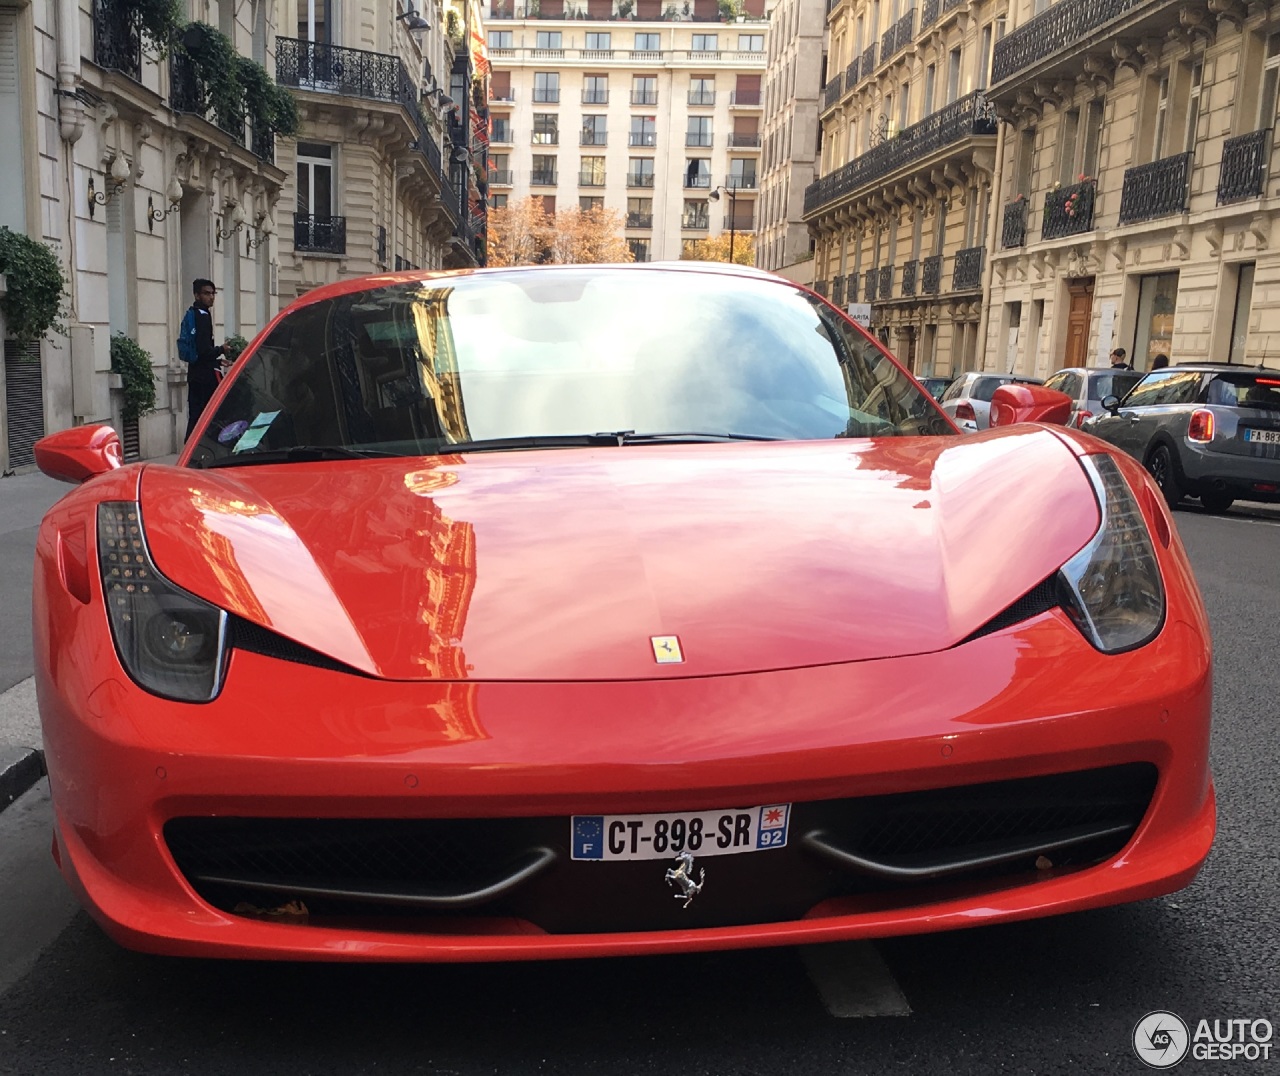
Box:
[955,402,976,421]
[1187,409,1215,442]
[1075,410,1093,428]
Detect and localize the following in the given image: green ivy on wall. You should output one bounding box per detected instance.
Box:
[121,0,184,56]
[176,23,300,139]
[109,333,157,422]
[0,227,68,343]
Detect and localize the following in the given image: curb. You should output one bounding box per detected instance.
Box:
[0,748,46,811]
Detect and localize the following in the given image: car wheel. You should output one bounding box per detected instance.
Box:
[1199,491,1235,513]
[1147,446,1184,507]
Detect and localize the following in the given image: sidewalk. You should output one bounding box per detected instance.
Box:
[0,455,178,810]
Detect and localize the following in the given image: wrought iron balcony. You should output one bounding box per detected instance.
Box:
[860,43,877,78]
[682,215,710,230]
[1218,129,1269,205]
[804,92,996,216]
[727,214,754,231]
[1001,199,1028,248]
[991,0,1150,87]
[582,89,609,104]
[294,214,346,255]
[491,124,513,144]
[689,90,717,106]
[580,131,607,146]
[684,174,712,188]
[823,73,845,111]
[729,132,761,147]
[533,89,561,103]
[490,88,515,103]
[251,122,275,162]
[878,264,894,300]
[276,37,402,101]
[922,254,942,294]
[93,0,141,81]
[686,133,714,147]
[171,52,245,144]
[578,171,606,187]
[832,276,846,305]
[628,172,656,187]
[626,212,653,228]
[881,9,914,64]
[631,91,659,105]
[920,0,939,30]
[730,89,762,106]
[953,246,983,291]
[846,271,860,303]
[1042,178,1096,239]
[727,173,757,189]
[1118,152,1190,224]
[901,259,919,296]
[629,132,657,146]
[864,268,878,301]
[814,280,830,298]
[489,169,513,185]
[530,170,558,186]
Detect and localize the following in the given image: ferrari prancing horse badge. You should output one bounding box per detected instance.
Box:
[650,635,684,664]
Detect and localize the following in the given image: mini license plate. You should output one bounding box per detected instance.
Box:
[571,804,790,861]
[1244,428,1280,445]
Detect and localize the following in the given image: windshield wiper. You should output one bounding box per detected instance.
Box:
[617,431,783,444]
[200,445,403,468]
[435,431,783,453]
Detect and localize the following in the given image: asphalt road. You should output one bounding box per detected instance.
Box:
[0,503,1276,1076]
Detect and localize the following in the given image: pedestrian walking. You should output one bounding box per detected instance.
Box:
[177,278,229,440]
[1110,348,1130,369]
[1151,353,1170,369]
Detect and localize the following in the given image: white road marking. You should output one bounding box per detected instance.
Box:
[799,941,912,1018]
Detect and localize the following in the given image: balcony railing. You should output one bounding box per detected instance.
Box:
[863,268,878,301]
[171,51,244,145]
[832,276,846,306]
[582,89,609,104]
[729,132,761,147]
[531,132,560,145]
[727,215,754,231]
[1118,152,1190,224]
[579,171,606,186]
[684,174,712,188]
[823,73,845,111]
[276,37,402,100]
[901,259,918,296]
[1042,177,1096,239]
[860,43,877,78]
[878,264,893,300]
[532,89,561,103]
[92,0,141,81]
[881,9,914,64]
[991,0,1148,86]
[844,57,861,88]
[632,91,659,105]
[953,246,983,290]
[294,214,346,255]
[491,126,514,144]
[490,89,515,103]
[922,254,942,294]
[626,212,654,228]
[1001,199,1028,248]
[847,271,860,303]
[1218,129,1270,205]
[727,173,758,189]
[689,90,717,105]
[629,132,657,146]
[627,172,656,187]
[580,132,607,145]
[920,0,939,30]
[530,170,558,185]
[682,216,710,230]
[490,169,514,185]
[686,133,714,147]
[730,89,762,106]
[804,91,996,215]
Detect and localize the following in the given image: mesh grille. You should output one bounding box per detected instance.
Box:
[962,576,1060,643]
[227,615,364,676]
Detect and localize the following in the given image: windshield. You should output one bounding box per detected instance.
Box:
[1088,371,1143,400]
[190,268,953,465]
[1207,373,1280,409]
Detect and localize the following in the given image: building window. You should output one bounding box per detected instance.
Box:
[634,32,660,52]
[728,158,756,188]
[488,30,513,48]
[923,64,936,117]
[531,154,558,186]
[689,77,715,105]
[627,196,653,227]
[585,31,611,50]
[491,117,512,143]
[297,0,331,43]
[632,75,657,105]
[629,238,651,262]
[579,155,606,186]
[296,142,334,220]
[581,115,607,145]
[738,33,763,51]
[629,115,656,146]
[533,72,560,103]
[946,48,962,104]
[583,75,608,105]
[1228,262,1256,365]
[628,157,655,186]
[684,157,711,188]
[1134,272,1179,369]
[687,116,713,147]
[535,30,562,49]
[533,114,559,144]
[691,33,719,52]
[580,196,604,211]
[1259,33,1280,130]
[489,193,508,209]
[1185,61,1203,152]
[683,199,710,229]
[1059,109,1080,185]
[1150,74,1170,159]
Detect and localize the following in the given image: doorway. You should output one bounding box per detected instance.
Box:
[1064,279,1094,368]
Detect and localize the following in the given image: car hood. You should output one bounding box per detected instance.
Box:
[139,429,1099,681]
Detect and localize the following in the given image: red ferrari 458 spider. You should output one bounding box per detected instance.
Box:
[31,263,1214,961]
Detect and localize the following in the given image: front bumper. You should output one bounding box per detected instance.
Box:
[36,603,1214,961]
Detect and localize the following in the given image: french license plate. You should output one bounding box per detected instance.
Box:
[1244,428,1280,445]
[570,804,791,861]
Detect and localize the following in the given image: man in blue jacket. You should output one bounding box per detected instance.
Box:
[177,278,229,439]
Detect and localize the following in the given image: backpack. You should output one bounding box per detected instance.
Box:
[177,307,199,363]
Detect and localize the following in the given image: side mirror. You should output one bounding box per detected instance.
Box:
[989,383,1075,428]
[1100,395,1121,413]
[33,424,124,484]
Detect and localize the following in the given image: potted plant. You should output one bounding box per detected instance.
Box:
[0,227,67,343]
[109,333,157,422]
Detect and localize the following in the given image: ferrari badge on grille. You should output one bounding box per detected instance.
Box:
[650,635,684,664]
[664,851,704,908]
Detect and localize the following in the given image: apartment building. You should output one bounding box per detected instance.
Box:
[272,0,485,303]
[756,0,822,280]
[484,0,767,262]
[803,0,1007,376]
[0,0,292,470]
[984,0,1280,374]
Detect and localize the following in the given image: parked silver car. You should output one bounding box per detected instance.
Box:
[1083,364,1280,512]
[938,372,1044,432]
[1042,367,1145,429]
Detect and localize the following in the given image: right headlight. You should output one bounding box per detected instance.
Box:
[1057,453,1165,653]
[98,502,228,702]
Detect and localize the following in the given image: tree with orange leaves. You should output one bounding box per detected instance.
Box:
[487,198,633,266]
[680,232,756,266]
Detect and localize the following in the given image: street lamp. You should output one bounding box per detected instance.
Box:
[708,183,737,265]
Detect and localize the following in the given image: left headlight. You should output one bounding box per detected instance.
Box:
[1057,454,1165,653]
[98,502,228,702]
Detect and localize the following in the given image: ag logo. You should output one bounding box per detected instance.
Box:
[1133,1011,1190,1069]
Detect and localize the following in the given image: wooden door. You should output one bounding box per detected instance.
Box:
[1064,280,1094,368]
